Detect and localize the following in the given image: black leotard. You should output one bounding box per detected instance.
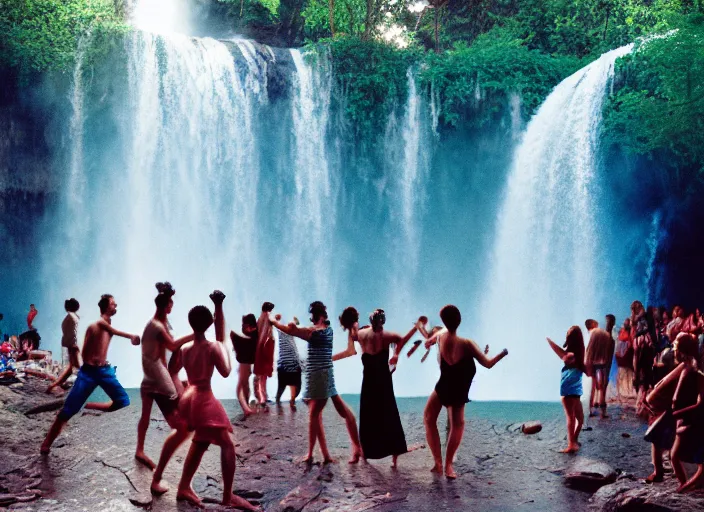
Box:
[434,354,476,407]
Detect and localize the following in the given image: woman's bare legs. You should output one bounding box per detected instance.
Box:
[671,436,688,487]
[445,405,466,479]
[151,425,191,494]
[237,364,254,417]
[135,391,156,469]
[176,441,209,506]
[573,397,584,444]
[213,430,259,510]
[560,397,580,453]
[646,443,665,483]
[305,399,328,463]
[424,391,443,473]
[331,395,362,463]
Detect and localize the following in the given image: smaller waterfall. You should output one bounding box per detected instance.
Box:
[287,49,334,300]
[645,210,664,306]
[477,45,633,401]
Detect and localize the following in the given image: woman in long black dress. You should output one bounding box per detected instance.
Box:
[334,307,424,467]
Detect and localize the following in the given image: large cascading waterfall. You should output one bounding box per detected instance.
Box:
[475,45,634,401]
[37,25,438,396]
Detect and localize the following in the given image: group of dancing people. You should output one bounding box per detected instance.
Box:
[39,283,509,508]
[548,300,704,493]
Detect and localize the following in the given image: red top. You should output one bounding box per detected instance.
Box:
[27,309,38,329]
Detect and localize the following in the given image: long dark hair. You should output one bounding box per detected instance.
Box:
[564,325,585,372]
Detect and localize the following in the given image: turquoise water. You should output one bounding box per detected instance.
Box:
[87,388,564,424]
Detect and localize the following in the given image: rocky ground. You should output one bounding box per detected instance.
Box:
[1,378,704,511]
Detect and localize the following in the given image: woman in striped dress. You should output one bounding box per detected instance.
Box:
[274,314,303,407]
[270,301,362,464]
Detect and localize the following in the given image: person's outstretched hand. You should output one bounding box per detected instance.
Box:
[389,355,399,367]
[484,344,489,354]
[131,335,141,346]
[210,290,226,305]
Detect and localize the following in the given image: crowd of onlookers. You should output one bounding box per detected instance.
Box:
[577,301,704,492]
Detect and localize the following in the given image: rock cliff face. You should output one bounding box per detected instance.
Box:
[0,73,55,268]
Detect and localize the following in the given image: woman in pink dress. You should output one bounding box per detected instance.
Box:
[170,291,259,510]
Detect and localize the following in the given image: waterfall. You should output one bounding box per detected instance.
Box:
[394,70,431,303]
[287,49,334,300]
[645,210,664,306]
[476,45,633,401]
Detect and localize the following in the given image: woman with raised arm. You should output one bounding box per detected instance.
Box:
[423,305,508,479]
[170,291,259,511]
[334,307,425,468]
[270,301,362,464]
[547,326,586,454]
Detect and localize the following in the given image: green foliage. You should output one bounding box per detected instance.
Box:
[603,14,704,178]
[420,24,581,127]
[302,0,366,39]
[0,0,126,74]
[318,36,418,134]
[216,0,279,27]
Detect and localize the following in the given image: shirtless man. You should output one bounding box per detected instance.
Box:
[230,313,258,417]
[422,305,508,479]
[46,298,81,394]
[134,282,194,494]
[586,321,615,418]
[40,294,140,453]
[171,291,259,510]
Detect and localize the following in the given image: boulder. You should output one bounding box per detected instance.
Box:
[589,478,704,511]
[521,421,542,434]
[564,459,617,493]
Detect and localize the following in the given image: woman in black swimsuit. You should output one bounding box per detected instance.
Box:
[422,305,508,479]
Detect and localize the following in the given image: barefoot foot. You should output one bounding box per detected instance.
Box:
[559,444,579,454]
[224,493,261,511]
[445,464,457,479]
[40,443,51,455]
[392,455,398,469]
[150,479,169,495]
[324,457,337,465]
[135,452,156,470]
[430,462,443,474]
[176,488,202,507]
[348,451,362,464]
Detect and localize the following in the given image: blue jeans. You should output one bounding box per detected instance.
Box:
[58,365,130,421]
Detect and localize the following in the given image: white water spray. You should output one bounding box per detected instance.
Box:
[476,45,633,401]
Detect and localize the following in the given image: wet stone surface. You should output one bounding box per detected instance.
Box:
[1,381,703,511]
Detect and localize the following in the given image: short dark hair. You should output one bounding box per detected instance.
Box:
[262,302,275,313]
[585,319,598,330]
[188,305,213,333]
[98,294,114,314]
[339,307,359,331]
[309,301,328,324]
[155,293,172,309]
[64,298,80,313]
[440,305,461,331]
[242,313,257,327]
[370,309,386,331]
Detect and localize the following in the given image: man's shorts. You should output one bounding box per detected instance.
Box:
[58,364,130,421]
